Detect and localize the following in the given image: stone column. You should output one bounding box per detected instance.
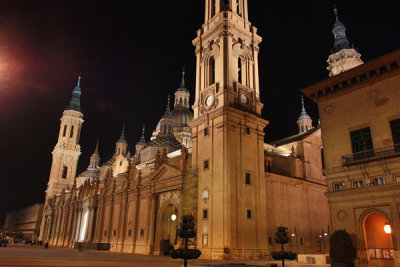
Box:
[49,210,60,245]
[57,207,67,246]
[148,193,157,254]
[69,206,79,247]
[94,198,104,243]
[390,204,400,267]
[118,192,128,252]
[63,206,73,247]
[86,206,96,242]
[45,214,54,241]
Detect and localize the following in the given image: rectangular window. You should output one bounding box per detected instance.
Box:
[128,230,132,236]
[246,127,250,135]
[352,180,364,189]
[247,209,252,219]
[333,182,345,192]
[245,173,251,184]
[300,237,304,246]
[61,166,68,179]
[204,127,208,136]
[113,230,117,236]
[371,177,385,186]
[390,119,400,151]
[321,148,325,169]
[104,230,107,237]
[140,229,144,237]
[268,237,272,245]
[204,160,209,170]
[395,174,400,183]
[203,209,208,219]
[350,127,373,159]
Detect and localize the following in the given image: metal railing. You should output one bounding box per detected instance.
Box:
[342,144,400,166]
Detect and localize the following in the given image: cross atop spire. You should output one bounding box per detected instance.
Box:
[298,96,312,122]
[331,6,350,52]
[162,95,173,119]
[140,125,146,143]
[67,75,82,112]
[93,139,99,155]
[117,122,127,143]
[177,66,189,93]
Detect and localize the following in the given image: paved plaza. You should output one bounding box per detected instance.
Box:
[0,245,327,267]
[0,245,395,267]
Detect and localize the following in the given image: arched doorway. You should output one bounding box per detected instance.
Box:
[157,203,179,256]
[363,212,394,266]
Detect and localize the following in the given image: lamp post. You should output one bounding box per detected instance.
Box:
[384,222,391,257]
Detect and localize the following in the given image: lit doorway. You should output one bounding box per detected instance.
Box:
[364,212,394,266]
[158,204,178,256]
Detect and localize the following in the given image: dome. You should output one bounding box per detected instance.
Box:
[172,108,193,126]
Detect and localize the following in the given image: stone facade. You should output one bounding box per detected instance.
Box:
[4,203,43,241]
[38,0,330,260]
[303,49,400,266]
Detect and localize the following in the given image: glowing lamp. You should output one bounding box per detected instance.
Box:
[384,223,391,234]
[171,213,177,221]
[291,233,295,237]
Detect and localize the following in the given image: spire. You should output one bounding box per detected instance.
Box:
[117,123,127,143]
[298,96,311,122]
[332,6,350,52]
[140,125,146,143]
[67,76,82,112]
[177,66,189,92]
[92,139,99,155]
[162,95,173,119]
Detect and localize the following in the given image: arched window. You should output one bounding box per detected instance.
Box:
[180,97,183,104]
[210,0,215,17]
[61,166,68,179]
[120,161,122,166]
[306,125,309,131]
[62,125,67,137]
[209,57,215,86]
[301,125,304,133]
[236,0,242,16]
[118,148,121,154]
[70,126,74,138]
[168,125,171,133]
[164,125,167,133]
[238,57,242,84]
[184,98,187,105]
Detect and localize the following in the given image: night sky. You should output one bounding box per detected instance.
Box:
[0,0,398,222]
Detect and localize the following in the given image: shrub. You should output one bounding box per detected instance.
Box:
[329,230,357,266]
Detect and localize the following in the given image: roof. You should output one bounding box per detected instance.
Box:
[77,169,100,178]
[270,127,319,147]
[302,49,400,103]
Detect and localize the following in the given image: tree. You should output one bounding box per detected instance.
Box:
[274,226,291,267]
[170,215,201,267]
[330,230,357,267]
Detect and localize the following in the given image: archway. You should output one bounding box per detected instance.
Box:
[157,203,179,256]
[364,212,394,266]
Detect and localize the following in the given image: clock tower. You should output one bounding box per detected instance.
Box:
[189,0,269,259]
[45,77,84,199]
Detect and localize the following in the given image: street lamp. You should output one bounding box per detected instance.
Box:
[384,222,391,234]
[171,207,177,221]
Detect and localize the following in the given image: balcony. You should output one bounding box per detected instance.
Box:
[342,144,400,166]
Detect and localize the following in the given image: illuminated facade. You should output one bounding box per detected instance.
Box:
[303,49,400,266]
[39,0,329,259]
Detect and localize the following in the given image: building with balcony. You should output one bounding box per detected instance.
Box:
[303,49,400,266]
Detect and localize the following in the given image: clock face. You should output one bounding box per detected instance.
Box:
[240,94,248,104]
[205,95,214,107]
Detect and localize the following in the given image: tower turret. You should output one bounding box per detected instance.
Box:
[153,95,175,138]
[115,123,128,156]
[327,7,363,77]
[297,96,313,134]
[88,140,100,170]
[174,67,190,110]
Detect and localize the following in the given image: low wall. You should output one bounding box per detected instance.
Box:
[298,254,330,264]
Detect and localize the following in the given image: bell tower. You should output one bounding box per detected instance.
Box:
[189,0,268,259]
[45,77,84,198]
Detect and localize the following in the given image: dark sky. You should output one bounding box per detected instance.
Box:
[0,0,398,222]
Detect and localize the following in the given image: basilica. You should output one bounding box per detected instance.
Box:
[37,0,348,260]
